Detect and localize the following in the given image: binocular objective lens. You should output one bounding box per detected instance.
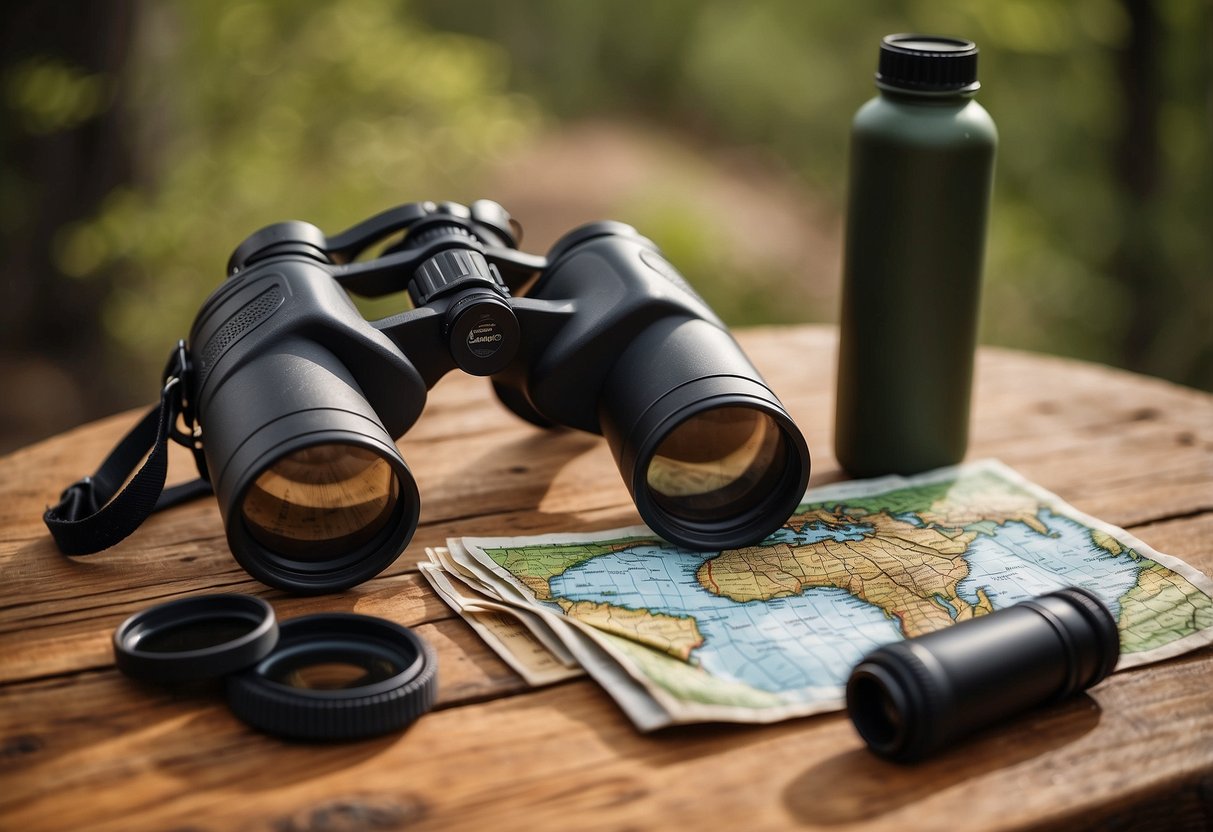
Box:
[645,407,788,523]
[240,443,400,560]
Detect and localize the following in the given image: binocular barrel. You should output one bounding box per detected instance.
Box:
[600,316,809,549]
[190,269,422,593]
[508,224,811,551]
[846,586,1120,762]
[199,342,418,592]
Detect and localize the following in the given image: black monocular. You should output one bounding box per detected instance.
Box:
[846,586,1121,762]
[180,200,808,592]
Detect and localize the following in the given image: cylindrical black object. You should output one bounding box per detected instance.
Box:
[501,224,811,550]
[597,317,808,549]
[846,586,1120,762]
[189,263,426,594]
[113,596,439,742]
[226,613,438,741]
[113,594,278,684]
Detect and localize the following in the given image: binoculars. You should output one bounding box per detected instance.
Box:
[186,199,810,592]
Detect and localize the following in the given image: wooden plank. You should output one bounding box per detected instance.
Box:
[2,649,1210,832]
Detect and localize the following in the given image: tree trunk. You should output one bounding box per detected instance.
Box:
[0,1,137,450]
[1111,0,1162,374]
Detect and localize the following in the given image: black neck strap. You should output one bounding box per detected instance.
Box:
[43,342,212,556]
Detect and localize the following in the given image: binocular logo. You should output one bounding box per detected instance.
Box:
[466,318,505,358]
[164,200,810,593]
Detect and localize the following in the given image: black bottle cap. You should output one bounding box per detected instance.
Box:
[876,34,980,94]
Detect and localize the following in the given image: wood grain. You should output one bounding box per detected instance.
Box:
[2,325,1212,832]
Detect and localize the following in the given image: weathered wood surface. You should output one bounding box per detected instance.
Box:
[1,325,1211,832]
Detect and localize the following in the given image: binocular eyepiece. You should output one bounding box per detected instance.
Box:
[188,200,810,592]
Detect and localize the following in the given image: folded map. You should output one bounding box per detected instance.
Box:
[421,460,1213,730]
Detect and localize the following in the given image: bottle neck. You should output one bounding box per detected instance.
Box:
[876,85,976,106]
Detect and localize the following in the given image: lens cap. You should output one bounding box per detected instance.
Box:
[113,594,278,684]
[226,613,438,741]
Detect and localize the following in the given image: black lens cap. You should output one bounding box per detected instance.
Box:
[113,594,278,684]
[226,613,438,741]
[113,600,437,741]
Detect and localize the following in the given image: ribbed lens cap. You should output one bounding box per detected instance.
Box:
[877,34,980,94]
[226,613,438,741]
[113,594,278,684]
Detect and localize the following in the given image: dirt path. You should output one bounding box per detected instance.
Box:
[484,119,841,320]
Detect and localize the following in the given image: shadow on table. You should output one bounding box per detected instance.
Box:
[781,694,1102,825]
[435,425,631,528]
[152,702,403,791]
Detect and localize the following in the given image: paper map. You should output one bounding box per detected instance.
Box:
[421,460,1213,730]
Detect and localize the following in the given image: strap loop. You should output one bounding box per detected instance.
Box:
[43,342,212,556]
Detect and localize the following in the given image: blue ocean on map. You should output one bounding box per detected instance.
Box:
[547,522,902,695]
[955,508,1142,619]
[766,521,874,546]
[545,508,1144,697]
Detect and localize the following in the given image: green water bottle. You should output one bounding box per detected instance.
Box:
[834,34,997,477]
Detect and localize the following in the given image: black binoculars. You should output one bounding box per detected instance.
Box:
[180,199,809,592]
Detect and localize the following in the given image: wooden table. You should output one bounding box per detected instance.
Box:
[2,325,1211,832]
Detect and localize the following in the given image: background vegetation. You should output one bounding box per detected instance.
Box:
[2,0,1209,452]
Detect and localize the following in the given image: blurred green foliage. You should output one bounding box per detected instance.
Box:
[41,1,543,383]
[3,58,113,134]
[420,0,1213,388]
[3,0,1210,413]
